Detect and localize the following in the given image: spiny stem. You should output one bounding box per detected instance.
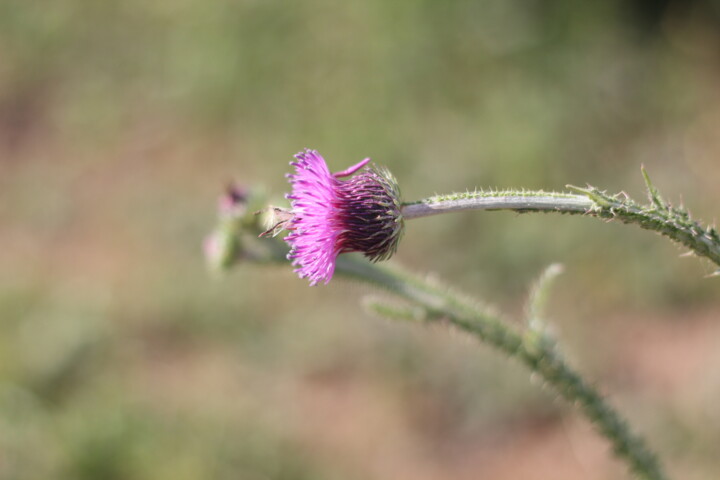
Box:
[337,256,667,480]
[402,192,594,219]
[401,187,720,269]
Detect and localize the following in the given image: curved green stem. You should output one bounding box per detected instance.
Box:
[402,186,720,269]
[337,256,667,480]
[402,192,594,218]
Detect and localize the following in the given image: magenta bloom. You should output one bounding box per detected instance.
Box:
[285,149,404,285]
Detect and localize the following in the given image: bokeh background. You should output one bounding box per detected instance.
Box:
[2,1,720,479]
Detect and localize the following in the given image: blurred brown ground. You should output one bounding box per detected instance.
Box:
[1,1,720,479]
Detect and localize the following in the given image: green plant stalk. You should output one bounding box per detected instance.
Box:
[239,245,667,478]
[335,255,667,480]
[215,170,716,479]
[402,191,594,218]
[402,187,720,269]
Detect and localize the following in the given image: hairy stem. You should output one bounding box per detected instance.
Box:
[402,192,594,218]
[337,255,667,480]
[402,188,720,269]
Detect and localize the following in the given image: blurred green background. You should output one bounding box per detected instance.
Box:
[1,1,720,479]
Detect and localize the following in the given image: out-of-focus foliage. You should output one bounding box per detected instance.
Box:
[1,1,720,479]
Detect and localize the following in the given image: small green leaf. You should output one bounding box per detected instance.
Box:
[641,166,666,212]
[526,263,564,331]
[567,184,612,208]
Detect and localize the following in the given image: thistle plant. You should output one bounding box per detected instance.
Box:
[206,149,720,480]
[276,149,404,285]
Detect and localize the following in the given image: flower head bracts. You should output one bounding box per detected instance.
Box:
[285,149,403,285]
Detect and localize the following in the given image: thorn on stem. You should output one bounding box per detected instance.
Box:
[640,165,667,212]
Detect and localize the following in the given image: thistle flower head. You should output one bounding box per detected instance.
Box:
[285,149,404,285]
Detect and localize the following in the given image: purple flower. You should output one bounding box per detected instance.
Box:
[285,149,404,285]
